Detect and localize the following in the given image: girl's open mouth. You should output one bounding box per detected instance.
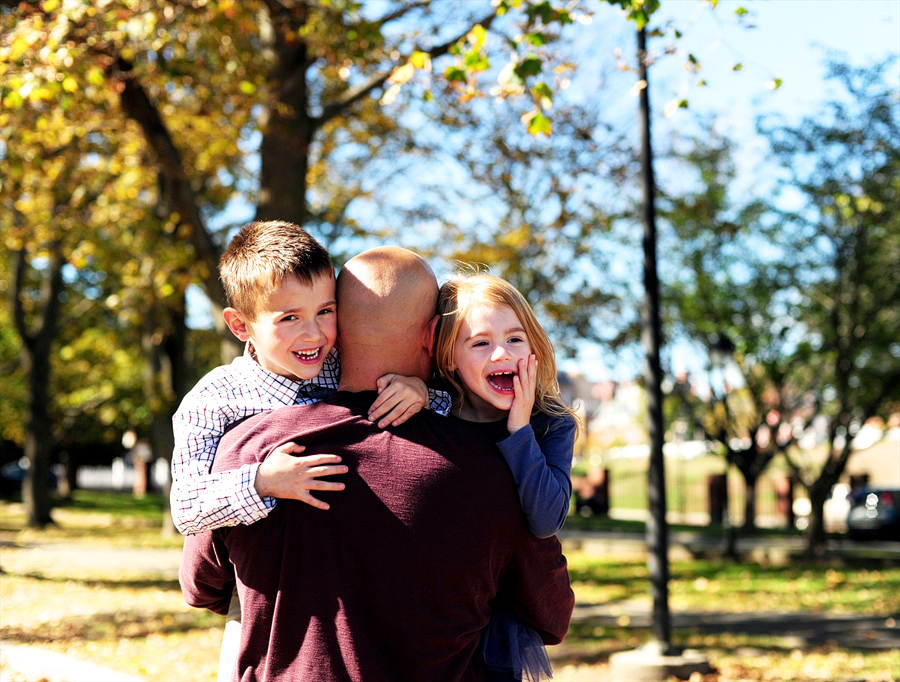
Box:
[487,372,515,392]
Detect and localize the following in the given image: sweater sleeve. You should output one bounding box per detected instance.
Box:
[179,529,236,617]
[498,534,575,645]
[496,415,575,538]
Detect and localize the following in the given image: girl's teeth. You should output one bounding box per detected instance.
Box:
[487,372,515,391]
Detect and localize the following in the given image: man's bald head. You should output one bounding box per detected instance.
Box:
[336,247,439,390]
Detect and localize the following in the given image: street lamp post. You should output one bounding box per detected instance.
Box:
[608,26,712,681]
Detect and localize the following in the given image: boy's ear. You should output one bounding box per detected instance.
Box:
[424,314,439,358]
[223,307,253,342]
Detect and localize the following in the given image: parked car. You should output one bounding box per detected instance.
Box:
[846,487,900,541]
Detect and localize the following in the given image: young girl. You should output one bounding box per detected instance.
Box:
[435,272,578,682]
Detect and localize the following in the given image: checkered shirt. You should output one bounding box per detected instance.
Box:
[170,347,450,535]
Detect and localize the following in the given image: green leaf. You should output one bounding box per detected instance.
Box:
[531,82,553,110]
[515,55,543,78]
[735,6,749,17]
[444,66,468,83]
[464,50,489,71]
[526,112,552,136]
[732,63,743,72]
[526,32,547,47]
[631,8,649,30]
[528,1,554,24]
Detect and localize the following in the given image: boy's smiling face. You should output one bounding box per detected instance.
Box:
[227,272,338,381]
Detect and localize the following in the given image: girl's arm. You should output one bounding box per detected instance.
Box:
[497,415,576,538]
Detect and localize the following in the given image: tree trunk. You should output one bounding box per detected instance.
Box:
[741,470,758,535]
[254,3,314,226]
[804,481,831,556]
[12,246,65,528]
[23,388,54,528]
[140,273,188,536]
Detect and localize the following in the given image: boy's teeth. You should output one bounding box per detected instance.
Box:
[295,349,320,360]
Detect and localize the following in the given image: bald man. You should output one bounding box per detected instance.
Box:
[180,247,574,682]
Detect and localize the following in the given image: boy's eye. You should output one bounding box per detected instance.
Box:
[281,315,298,322]
[318,307,335,316]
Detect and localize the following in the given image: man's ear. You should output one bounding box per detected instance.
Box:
[424,314,439,358]
[223,307,253,342]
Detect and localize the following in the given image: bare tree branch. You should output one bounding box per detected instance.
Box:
[108,55,227,310]
[12,247,32,351]
[373,0,433,27]
[315,9,498,128]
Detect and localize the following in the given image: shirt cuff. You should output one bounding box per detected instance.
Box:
[235,462,277,524]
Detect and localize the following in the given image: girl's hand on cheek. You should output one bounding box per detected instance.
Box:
[507,354,537,434]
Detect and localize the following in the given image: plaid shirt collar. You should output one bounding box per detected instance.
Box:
[240,343,340,400]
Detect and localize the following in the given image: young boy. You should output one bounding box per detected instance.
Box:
[171,221,449,682]
[170,220,446,536]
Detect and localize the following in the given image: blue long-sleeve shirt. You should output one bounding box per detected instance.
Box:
[497,413,576,538]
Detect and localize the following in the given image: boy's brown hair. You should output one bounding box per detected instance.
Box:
[219,220,334,319]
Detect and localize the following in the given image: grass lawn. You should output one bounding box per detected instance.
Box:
[1,492,898,682]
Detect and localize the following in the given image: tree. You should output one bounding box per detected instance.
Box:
[2,0,707,526]
[658,131,809,533]
[760,58,900,553]
[0,0,599,526]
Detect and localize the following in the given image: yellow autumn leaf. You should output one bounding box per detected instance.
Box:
[380,83,401,105]
[388,62,414,85]
[410,51,432,72]
[9,35,30,61]
[469,24,486,48]
[62,76,78,93]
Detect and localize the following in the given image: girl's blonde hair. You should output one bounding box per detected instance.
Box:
[435,272,578,423]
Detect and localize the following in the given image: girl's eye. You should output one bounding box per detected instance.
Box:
[509,336,525,344]
[471,340,489,348]
[281,315,298,322]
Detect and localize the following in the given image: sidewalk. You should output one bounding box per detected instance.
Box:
[0,645,143,682]
[558,528,900,563]
[569,603,900,651]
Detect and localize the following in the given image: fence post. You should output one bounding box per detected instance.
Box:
[774,473,796,529]
[708,474,727,526]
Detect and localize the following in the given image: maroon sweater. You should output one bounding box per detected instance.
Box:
[180,391,574,682]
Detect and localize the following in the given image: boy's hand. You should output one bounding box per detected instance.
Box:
[254,442,347,510]
[370,374,429,428]
[508,354,537,435]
